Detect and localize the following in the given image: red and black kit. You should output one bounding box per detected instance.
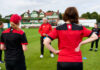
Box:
[90,28,100,50]
[0,27,28,70]
[48,23,92,70]
[39,23,52,55]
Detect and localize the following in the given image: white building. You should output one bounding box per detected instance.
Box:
[79,19,96,27]
[57,19,96,27]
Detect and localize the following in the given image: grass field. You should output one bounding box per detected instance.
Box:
[0,28,100,70]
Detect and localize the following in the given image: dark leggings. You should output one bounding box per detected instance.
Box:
[0,50,2,61]
[5,59,26,70]
[57,62,83,70]
[91,39,99,48]
[40,36,52,55]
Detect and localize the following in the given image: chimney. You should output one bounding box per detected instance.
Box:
[27,10,30,14]
[39,9,42,13]
[57,10,59,14]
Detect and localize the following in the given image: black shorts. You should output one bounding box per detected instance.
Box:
[5,59,26,70]
[57,62,83,70]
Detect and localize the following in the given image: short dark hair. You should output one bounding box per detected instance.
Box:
[63,7,79,24]
[0,21,3,25]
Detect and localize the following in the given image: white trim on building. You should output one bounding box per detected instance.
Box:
[57,19,96,27]
[79,19,96,27]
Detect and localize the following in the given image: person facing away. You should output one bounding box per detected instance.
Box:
[0,21,4,63]
[0,14,28,70]
[89,24,100,52]
[38,18,54,58]
[44,7,98,70]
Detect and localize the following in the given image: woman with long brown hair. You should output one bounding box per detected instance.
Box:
[44,7,98,70]
[0,14,28,70]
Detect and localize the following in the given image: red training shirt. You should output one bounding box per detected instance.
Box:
[48,23,92,62]
[39,23,52,36]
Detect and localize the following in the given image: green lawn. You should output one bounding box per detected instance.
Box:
[0,28,100,70]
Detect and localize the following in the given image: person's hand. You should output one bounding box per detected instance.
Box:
[22,46,27,51]
[1,46,6,50]
[75,43,82,52]
[75,47,80,52]
[54,50,60,55]
[0,44,6,50]
[4,46,6,50]
[23,47,27,51]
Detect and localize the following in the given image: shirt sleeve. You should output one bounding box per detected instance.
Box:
[82,26,92,37]
[21,33,28,45]
[38,24,43,35]
[47,28,58,40]
[0,33,4,44]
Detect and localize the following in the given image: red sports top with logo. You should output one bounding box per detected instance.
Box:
[39,23,52,36]
[48,23,92,62]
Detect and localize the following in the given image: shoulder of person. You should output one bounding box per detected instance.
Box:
[56,23,83,30]
[73,23,83,27]
[17,29,25,35]
[47,22,50,24]
[48,23,52,26]
[73,23,85,30]
[56,23,66,30]
[40,24,44,26]
[2,28,10,33]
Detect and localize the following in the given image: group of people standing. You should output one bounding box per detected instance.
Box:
[0,7,99,70]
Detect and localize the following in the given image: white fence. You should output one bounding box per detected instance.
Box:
[3,23,8,28]
[57,19,96,27]
[3,19,96,28]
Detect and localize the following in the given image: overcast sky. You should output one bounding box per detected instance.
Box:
[0,0,100,17]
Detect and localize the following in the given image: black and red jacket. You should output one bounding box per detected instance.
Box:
[0,27,28,60]
[92,28,100,37]
[39,23,52,36]
[48,23,92,62]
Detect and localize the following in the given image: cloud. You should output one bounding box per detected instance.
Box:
[0,0,100,17]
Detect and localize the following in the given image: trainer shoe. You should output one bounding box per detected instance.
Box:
[89,48,93,51]
[40,55,43,58]
[50,53,54,58]
[95,49,98,52]
[0,61,4,64]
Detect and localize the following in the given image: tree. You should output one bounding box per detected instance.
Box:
[81,12,100,23]
[86,12,91,18]
[5,14,12,18]
[81,13,89,19]
[21,13,25,17]
[97,15,100,23]
[90,12,98,19]
[59,13,62,19]
[0,14,2,19]
[0,18,9,23]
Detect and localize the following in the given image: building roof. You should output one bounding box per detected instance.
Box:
[45,12,54,16]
